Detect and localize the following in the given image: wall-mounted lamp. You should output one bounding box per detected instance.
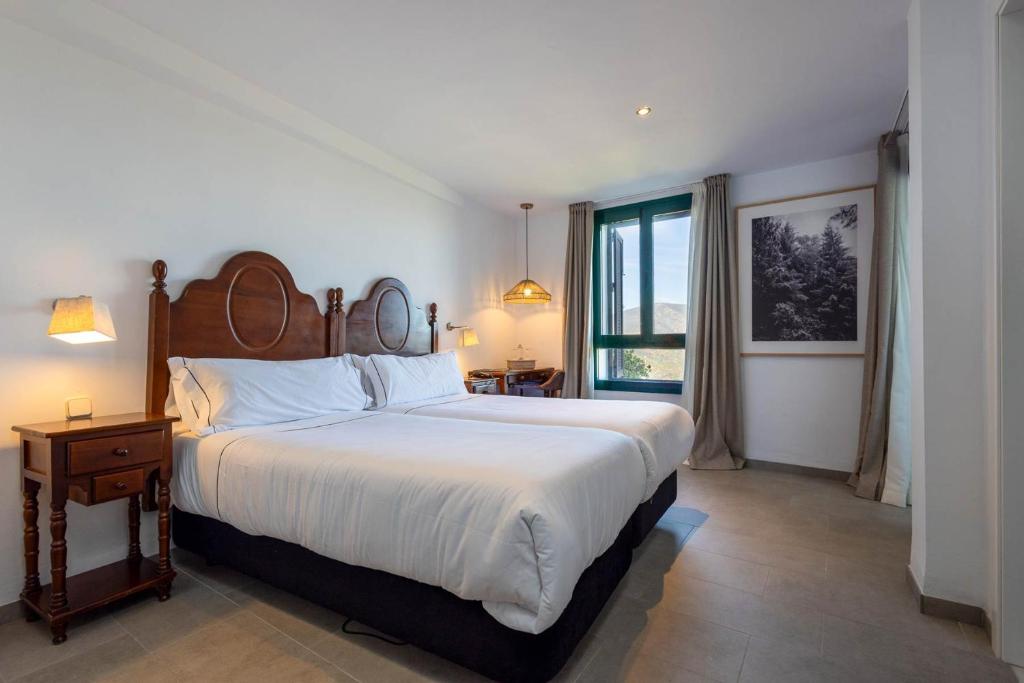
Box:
[446,322,480,348]
[48,296,117,344]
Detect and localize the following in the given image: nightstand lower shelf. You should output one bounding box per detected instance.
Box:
[21,558,174,641]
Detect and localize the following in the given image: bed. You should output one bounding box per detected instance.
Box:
[374,394,692,501]
[347,277,692,545]
[148,252,678,682]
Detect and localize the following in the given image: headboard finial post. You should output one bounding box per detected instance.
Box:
[428,303,438,353]
[146,259,171,415]
[153,260,167,292]
[327,287,345,356]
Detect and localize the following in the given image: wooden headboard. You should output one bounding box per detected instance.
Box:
[346,278,437,357]
[146,251,344,414]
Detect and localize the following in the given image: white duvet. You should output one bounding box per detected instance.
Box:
[171,411,646,634]
[376,395,694,499]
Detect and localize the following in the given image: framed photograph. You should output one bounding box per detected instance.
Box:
[736,185,874,356]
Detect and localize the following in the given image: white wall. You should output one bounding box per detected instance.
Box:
[999,5,1024,666]
[511,151,877,472]
[907,0,1000,618]
[0,17,514,606]
[731,152,877,472]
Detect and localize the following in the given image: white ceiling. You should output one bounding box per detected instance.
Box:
[97,0,909,213]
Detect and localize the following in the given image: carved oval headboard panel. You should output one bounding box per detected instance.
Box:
[346,278,436,357]
[146,251,344,414]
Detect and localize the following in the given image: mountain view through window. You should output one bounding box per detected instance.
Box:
[597,211,689,382]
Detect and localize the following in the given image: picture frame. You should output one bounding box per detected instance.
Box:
[736,185,875,356]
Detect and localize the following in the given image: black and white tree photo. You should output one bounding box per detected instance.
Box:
[750,203,858,341]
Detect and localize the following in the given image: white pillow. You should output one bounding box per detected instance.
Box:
[167,356,370,435]
[363,351,467,407]
[345,354,378,409]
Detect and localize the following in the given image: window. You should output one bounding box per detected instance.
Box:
[593,193,692,393]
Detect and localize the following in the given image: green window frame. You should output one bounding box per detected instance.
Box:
[592,193,692,394]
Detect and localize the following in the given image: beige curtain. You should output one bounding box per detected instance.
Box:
[685,174,745,469]
[851,134,910,502]
[562,201,594,399]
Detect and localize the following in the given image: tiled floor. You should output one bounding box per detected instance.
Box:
[0,467,1015,682]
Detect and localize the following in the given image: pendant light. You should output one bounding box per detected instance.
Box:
[503,203,551,304]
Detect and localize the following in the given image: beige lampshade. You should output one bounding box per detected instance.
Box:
[461,327,480,347]
[48,296,117,344]
[502,278,552,304]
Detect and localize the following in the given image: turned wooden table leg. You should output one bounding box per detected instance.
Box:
[156,464,172,600]
[22,479,41,621]
[49,492,68,644]
[23,479,41,593]
[127,494,141,562]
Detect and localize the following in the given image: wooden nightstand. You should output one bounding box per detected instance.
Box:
[464,376,500,394]
[12,413,177,644]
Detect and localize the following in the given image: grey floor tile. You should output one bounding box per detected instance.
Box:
[686,527,830,579]
[112,571,242,650]
[656,573,823,653]
[821,613,1015,682]
[674,546,771,595]
[0,611,126,681]
[588,599,750,683]
[169,548,258,594]
[224,579,348,647]
[308,620,486,683]
[153,611,353,682]
[664,506,711,527]
[12,634,187,683]
[738,634,922,683]
[579,646,715,682]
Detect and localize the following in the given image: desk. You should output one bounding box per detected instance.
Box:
[469,368,555,395]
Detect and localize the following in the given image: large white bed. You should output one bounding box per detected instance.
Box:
[149,254,682,682]
[171,409,647,634]
[373,393,694,500]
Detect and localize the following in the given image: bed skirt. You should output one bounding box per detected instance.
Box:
[631,469,677,546]
[171,471,676,683]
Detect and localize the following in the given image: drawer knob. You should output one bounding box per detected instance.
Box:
[112,448,129,457]
[114,482,128,491]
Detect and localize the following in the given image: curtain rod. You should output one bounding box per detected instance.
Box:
[593,180,702,208]
[885,89,909,145]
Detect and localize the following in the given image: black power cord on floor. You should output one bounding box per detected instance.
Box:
[342,617,408,646]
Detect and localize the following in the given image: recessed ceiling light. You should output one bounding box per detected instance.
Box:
[635,105,653,117]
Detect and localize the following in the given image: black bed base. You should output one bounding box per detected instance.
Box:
[172,471,676,683]
[631,470,677,547]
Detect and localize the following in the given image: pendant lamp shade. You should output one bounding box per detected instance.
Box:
[504,203,552,304]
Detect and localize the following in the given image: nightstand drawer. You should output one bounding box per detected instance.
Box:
[69,431,163,475]
[92,468,145,503]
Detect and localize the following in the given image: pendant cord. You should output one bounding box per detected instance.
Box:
[525,206,529,281]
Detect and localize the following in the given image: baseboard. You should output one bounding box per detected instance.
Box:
[745,458,851,481]
[905,564,988,629]
[0,598,22,625]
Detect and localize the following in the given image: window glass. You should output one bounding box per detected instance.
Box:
[592,193,691,393]
[652,211,690,334]
[599,218,641,335]
[596,348,686,382]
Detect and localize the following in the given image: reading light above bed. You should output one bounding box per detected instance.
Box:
[48,296,117,344]
[504,202,552,304]
[446,322,479,347]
